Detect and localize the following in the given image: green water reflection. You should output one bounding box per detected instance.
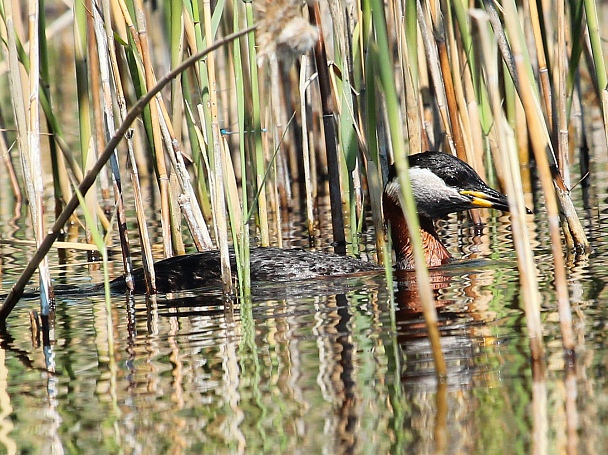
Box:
[2,170,608,454]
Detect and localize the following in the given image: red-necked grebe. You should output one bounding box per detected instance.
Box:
[114,151,511,294]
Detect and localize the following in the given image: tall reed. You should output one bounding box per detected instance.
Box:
[0,1,602,376]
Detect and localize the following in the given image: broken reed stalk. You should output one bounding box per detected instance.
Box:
[0,25,257,322]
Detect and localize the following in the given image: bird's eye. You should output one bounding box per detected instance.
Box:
[444,175,460,187]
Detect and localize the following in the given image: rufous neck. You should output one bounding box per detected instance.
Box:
[383,195,451,270]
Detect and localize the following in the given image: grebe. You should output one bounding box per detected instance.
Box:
[110,151,511,294]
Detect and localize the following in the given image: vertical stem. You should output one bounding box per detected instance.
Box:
[203,0,232,293]
[311,2,346,254]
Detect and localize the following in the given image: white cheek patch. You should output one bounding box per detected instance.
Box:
[385,167,463,216]
[409,167,461,206]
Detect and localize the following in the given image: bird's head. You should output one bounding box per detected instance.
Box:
[384,151,511,220]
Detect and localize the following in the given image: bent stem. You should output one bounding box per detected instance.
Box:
[0,25,257,322]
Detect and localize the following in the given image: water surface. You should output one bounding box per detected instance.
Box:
[0,164,607,454]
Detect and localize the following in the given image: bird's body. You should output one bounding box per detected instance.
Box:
[103,151,512,295]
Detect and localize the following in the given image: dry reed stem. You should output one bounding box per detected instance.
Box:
[203,0,232,293]
[299,54,315,238]
[532,372,549,455]
[528,0,553,133]
[471,9,545,360]
[396,8,422,156]
[499,1,589,252]
[502,1,577,358]
[135,0,173,258]
[417,0,455,154]
[102,0,156,294]
[27,0,52,311]
[93,1,136,291]
[156,96,213,250]
[553,0,577,355]
[435,1,465,159]
[0,137,22,201]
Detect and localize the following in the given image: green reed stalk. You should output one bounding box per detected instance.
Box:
[352,3,387,267]
[244,4,269,247]
[232,0,251,294]
[38,0,66,219]
[74,0,98,245]
[567,0,585,113]
[369,0,446,378]
[328,0,360,253]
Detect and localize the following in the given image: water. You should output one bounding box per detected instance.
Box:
[1,166,607,454]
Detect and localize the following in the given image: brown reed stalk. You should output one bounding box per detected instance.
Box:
[433,2,465,159]
[528,0,554,133]
[471,10,545,361]
[554,0,576,357]
[417,0,455,155]
[311,2,346,254]
[133,0,174,259]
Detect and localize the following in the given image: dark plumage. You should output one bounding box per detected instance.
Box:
[45,151,511,296]
[110,247,380,294]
